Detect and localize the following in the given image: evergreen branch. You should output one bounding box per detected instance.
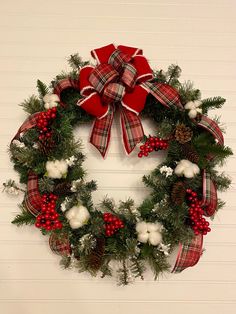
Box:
[20,95,44,114]
[68,53,90,70]
[12,205,35,226]
[37,80,49,98]
[201,97,226,114]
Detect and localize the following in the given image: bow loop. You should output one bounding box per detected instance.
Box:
[89,64,119,93]
[91,44,116,64]
[132,55,153,83]
[121,63,137,89]
[108,49,131,71]
[79,66,95,96]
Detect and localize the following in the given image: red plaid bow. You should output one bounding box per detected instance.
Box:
[76,44,182,157]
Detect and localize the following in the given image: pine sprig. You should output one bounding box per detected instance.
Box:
[37,80,49,98]
[20,95,44,114]
[201,97,226,114]
[12,205,35,226]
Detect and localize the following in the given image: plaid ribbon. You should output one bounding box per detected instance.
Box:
[53,78,80,107]
[142,82,183,109]
[120,108,144,154]
[49,232,71,256]
[198,115,224,146]
[201,170,217,217]
[24,171,42,217]
[12,112,40,142]
[172,234,203,273]
[90,106,114,157]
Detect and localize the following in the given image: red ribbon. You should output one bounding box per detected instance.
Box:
[77,44,181,157]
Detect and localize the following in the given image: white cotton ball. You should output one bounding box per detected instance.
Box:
[44,102,50,109]
[138,232,149,243]
[184,101,195,110]
[194,100,202,108]
[184,168,195,178]
[149,231,162,246]
[46,160,68,179]
[69,219,84,229]
[76,205,90,223]
[43,94,60,104]
[192,164,200,175]
[174,163,185,176]
[66,205,90,229]
[65,206,78,220]
[57,160,68,175]
[188,109,197,119]
[136,221,148,234]
[147,222,159,232]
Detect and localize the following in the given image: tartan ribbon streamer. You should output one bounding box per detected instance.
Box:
[75,44,183,157]
[201,169,218,217]
[49,232,71,256]
[198,115,224,146]
[12,112,40,142]
[172,234,203,273]
[24,171,42,217]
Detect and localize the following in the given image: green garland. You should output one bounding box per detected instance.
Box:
[5,54,232,285]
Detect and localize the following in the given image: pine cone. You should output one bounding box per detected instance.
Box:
[88,238,105,271]
[175,124,193,144]
[171,181,186,206]
[53,182,72,195]
[38,138,55,155]
[181,143,199,164]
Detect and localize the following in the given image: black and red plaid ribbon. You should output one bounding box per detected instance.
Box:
[172,234,203,273]
[49,232,71,256]
[24,171,42,216]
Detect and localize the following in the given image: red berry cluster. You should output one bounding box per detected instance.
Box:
[138,136,168,158]
[35,193,62,231]
[186,189,211,236]
[36,107,57,141]
[103,213,124,237]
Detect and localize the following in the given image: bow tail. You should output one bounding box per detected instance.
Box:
[90,106,114,158]
[172,234,203,273]
[120,108,144,154]
[201,170,217,217]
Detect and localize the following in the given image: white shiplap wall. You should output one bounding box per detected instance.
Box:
[0,0,236,313]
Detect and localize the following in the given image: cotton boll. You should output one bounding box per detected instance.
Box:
[184,167,195,178]
[184,101,195,110]
[65,206,78,220]
[69,219,84,229]
[66,205,90,230]
[174,159,200,178]
[43,94,60,104]
[188,109,198,118]
[138,232,149,243]
[56,160,68,175]
[174,163,185,176]
[185,100,202,119]
[149,231,162,246]
[46,160,68,179]
[147,223,159,232]
[136,221,148,234]
[76,205,90,223]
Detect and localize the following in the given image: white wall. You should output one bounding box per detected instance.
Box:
[0,0,236,313]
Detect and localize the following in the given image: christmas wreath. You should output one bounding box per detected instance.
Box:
[4,44,232,285]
